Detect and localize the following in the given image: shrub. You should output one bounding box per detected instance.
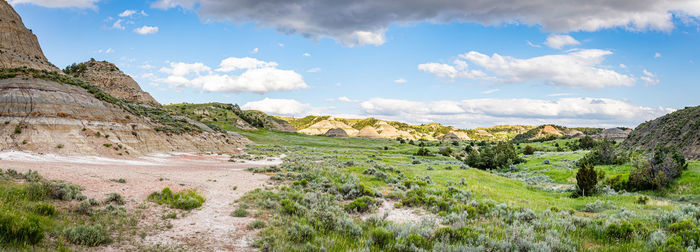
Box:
[344,196,379,213]
[628,146,687,191]
[438,147,453,156]
[578,136,596,150]
[232,208,249,217]
[604,221,634,241]
[147,187,205,210]
[637,195,650,204]
[62,225,110,246]
[575,162,598,197]
[288,223,314,242]
[0,211,44,245]
[31,203,56,216]
[14,126,21,134]
[249,220,266,229]
[370,227,394,248]
[103,193,125,205]
[523,145,535,155]
[577,138,628,165]
[415,147,432,156]
[465,142,523,170]
[402,233,429,249]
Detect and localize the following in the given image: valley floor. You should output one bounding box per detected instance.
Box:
[0,151,280,251]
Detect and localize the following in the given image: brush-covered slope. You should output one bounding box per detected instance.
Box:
[64,59,159,106]
[623,105,700,159]
[164,103,296,132]
[278,115,534,141]
[512,125,602,142]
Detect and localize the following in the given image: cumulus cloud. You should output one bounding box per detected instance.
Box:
[359,97,674,128]
[544,34,580,49]
[8,0,99,9]
[420,49,639,89]
[157,57,309,94]
[150,0,700,46]
[119,10,137,17]
[242,98,311,116]
[134,26,159,35]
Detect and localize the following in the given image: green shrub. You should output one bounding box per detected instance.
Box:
[232,208,249,217]
[30,203,56,216]
[62,224,110,246]
[402,233,429,249]
[415,147,432,156]
[147,187,205,210]
[465,142,523,170]
[0,211,44,245]
[523,145,535,155]
[288,223,314,242]
[636,195,649,204]
[370,227,394,248]
[628,146,687,191]
[103,193,125,205]
[604,221,634,241]
[344,196,379,213]
[577,138,628,166]
[249,220,266,229]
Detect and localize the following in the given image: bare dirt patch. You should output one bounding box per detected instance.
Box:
[0,151,280,251]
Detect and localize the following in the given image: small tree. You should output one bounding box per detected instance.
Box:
[576,162,598,197]
[523,145,535,155]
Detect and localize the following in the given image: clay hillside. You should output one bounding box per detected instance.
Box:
[163,103,296,132]
[0,1,250,155]
[278,115,534,141]
[512,124,603,142]
[623,105,700,159]
[64,59,159,106]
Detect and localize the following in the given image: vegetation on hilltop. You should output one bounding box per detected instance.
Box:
[164,102,295,132]
[623,105,700,159]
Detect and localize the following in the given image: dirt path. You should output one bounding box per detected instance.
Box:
[0,151,280,251]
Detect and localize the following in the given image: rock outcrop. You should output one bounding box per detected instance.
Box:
[596,128,630,141]
[0,0,58,72]
[357,126,380,138]
[300,120,358,136]
[324,128,348,138]
[65,59,159,106]
[441,132,462,142]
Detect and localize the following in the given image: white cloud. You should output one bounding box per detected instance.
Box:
[134,26,159,35]
[8,0,99,9]
[359,97,674,128]
[481,89,500,94]
[641,69,660,85]
[526,40,541,48]
[654,52,662,58]
[547,93,576,97]
[157,57,309,94]
[306,67,322,73]
[112,19,125,30]
[242,98,311,116]
[97,48,114,54]
[119,10,137,17]
[216,57,277,72]
[544,34,580,49]
[251,48,259,54]
[303,53,311,57]
[619,64,627,69]
[421,49,637,89]
[278,43,285,47]
[337,96,359,103]
[394,78,407,83]
[140,64,154,70]
[150,0,700,47]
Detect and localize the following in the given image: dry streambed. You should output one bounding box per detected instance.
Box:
[0,151,281,251]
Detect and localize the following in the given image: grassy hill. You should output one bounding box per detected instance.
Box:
[164,103,296,132]
[623,105,700,159]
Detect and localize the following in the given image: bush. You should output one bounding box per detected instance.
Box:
[577,138,628,166]
[465,142,523,170]
[147,187,205,210]
[576,162,598,197]
[628,146,687,191]
[0,211,44,245]
[249,220,266,229]
[344,196,379,213]
[31,203,56,216]
[523,145,535,155]
[415,147,432,156]
[288,223,314,242]
[232,208,249,217]
[604,221,634,241]
[62,225,110,246]
[370,227,394,248]
[438,147,453,156]
[103,193,125,205]
[578,136,596,150]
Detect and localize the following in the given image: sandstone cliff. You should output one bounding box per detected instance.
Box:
[0,0,58,72]
[65,59,159,106]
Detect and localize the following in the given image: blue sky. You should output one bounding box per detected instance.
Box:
[9,0,700,128]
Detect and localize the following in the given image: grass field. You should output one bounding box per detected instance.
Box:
[235,129,700,251]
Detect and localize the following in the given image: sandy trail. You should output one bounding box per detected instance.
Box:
[0,151,280,251]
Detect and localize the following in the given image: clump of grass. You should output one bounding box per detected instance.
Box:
[103,193,125,205]
[147,187,205,210]
[110,178,126,183]
[62,224,110,246]
[56,144,64,149]
[232,207,249,217]
[249,220,266,229]
[0,211,44,245]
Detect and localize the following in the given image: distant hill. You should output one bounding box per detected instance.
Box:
[512,125,602,142]
[164,103,296,132]
[277,115,534,141]
[623,105,700,159]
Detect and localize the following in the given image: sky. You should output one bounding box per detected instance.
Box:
[8,0,700,129]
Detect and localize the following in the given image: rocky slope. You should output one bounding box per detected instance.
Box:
[623,105,700,159]
[64,59,159,106]
[0,2,249,155]
[512,125,601,142]
[279,116,534,141]
[163,103,296,132]
[0,0,58,72]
